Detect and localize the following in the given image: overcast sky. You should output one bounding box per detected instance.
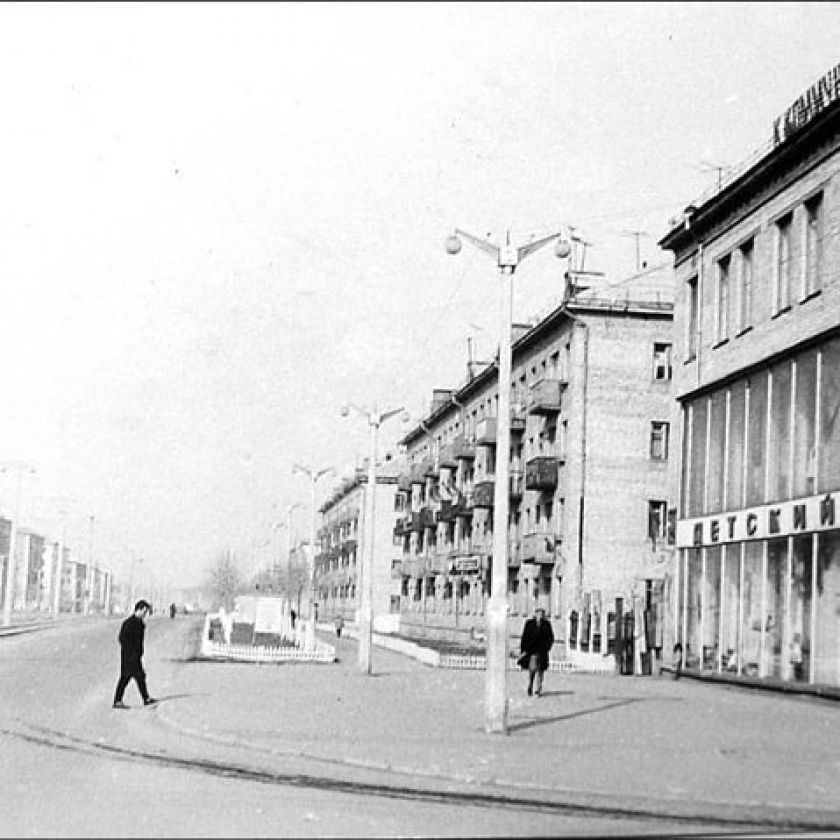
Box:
[0,2,838,590]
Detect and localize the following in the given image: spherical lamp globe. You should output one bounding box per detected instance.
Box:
[554,239,571,259]
[445,235,462,255]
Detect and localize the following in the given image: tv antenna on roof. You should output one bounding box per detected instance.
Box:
[620,230,650,272]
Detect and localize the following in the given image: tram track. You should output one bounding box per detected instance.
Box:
[1,716,838,833]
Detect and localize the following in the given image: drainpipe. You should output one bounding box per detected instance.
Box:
[578,320,590,600]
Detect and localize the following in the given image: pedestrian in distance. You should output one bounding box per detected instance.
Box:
[169,602,177,620]
[335,615,344,638]
[113,599,158,709]
[290,609,297,629]
[520,606,555,697]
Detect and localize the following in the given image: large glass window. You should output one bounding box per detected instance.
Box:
[818,337,840,492]
[727,384,746,509]
[791,536,813,683]
[688,399,708,516]
[741,542,763,677]
[814,532,840,685]
[793,352,818,498]
[704,547,722,670]
[685,549,702,669]
[721,545,741,672]
[707,391,726,513]
[746,373,767,506]
[765,538,788,679]
[767,361,792,502]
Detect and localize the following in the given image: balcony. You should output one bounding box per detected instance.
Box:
[452,435,476,460]
[472,481,495,508]
[393,520,405,538]
[397,474,412,492]
[405,512,422,532]
[475,417,497,446]
[419,507,435,529]
[390,559,403,579]
[521,531,558,564]
[453,493,474,518]
[510,408,527,435]
[525,456,559,491]
[435,499,455,523]
[527,378,566,415]
[509,470,524,500]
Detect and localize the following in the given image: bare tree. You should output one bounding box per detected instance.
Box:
[206,550,242,611]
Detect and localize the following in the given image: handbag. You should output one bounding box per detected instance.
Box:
[517,652,530,670]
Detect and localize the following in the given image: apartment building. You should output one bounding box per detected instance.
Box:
[315,456,403,632]
[659,63,840,686]
[393,271,675,669]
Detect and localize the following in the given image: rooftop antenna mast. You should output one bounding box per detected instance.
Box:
[620,229,650,272]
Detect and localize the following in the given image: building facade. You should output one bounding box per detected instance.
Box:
[660,64,840,686]
[315,458,403,632]
[392,273,675,669]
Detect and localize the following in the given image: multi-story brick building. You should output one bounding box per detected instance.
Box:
[659,63,840,686]
[393,271,675,670]
[315,456,404,631]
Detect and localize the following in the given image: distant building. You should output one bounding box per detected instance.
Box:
[315,457,404,631]
[659,63,840,686]
[393,267,675,669]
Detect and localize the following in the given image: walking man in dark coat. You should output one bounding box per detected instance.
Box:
[113,599,157,709]
[520,606,555,697]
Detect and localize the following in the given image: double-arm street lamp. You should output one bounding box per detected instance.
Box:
[341,402,407,674]
[445,228,570,734]
[1,461,37,627]
[292,463,335,650]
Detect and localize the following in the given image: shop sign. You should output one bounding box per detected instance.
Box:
[454,555,481,573]
[676,490,837,548]
[773,62,840,146]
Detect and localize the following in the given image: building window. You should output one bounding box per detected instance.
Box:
[653,343,672,381]
[716,255,730,343]
[650,421,670,461]
[648,500,667,543]
[774,214,793,313]
[686,276,699,361]
[804,192,823,298]
[737,239,754,334]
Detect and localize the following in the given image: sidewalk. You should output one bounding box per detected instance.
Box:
[154,626,840,830]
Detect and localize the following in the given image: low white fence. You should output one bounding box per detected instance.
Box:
[200,613,336,663]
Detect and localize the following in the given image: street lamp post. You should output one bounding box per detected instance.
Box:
[446,228,569,734]
[1,462,36,628]
[292,463,335,650]
[341,403,406,674]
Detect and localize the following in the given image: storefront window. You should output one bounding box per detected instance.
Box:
[741,542,763,676]
[726,383,746,509]
[721,544,741,672]
[707,392,726,514]
[791,536,813,683]
[767,362,792,503]
[818,337,840,493]
[685,548,702,669]
[766,538,788,678]
[688,400,708,516]
[793,352,818,498]
[704,547,722,670]
[746,373,768,506]
[815,531,840,685]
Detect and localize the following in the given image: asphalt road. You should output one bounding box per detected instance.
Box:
[0,615,734,838]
